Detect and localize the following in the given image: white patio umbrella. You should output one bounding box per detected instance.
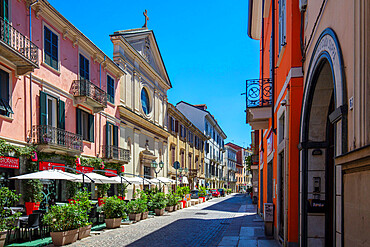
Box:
[9,169,80,181]
[72,172,113,184]
[155,177,176,184]
[107,176,146,185]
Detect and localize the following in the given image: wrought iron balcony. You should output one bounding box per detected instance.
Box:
[71,80,107,113]
[246,78,272,108]
[251,154,259,164]
[32,125,83,154]
[102,145,130,163]
[0,18,38,75]
[245,78,272,129]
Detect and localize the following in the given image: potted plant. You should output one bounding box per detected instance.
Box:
[199,186,207,203]
[0,187,21,247]
[165,192,180,212]
[117,184,127,200]
[126,200,142,222]
[43,204,81,246]
[176,186,190,208]
[97,184,110,206]
[103,196,126,229]
[151,192,167,216]
[71,191,92,240]
[136,190,149,220]
[23,179,43,215]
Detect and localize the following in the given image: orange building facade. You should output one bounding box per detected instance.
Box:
[248,0,303,246]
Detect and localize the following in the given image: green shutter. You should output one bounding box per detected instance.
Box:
[113,125,118,147]
[58,100,65,129]
[40,91,47,126]
[76,108,81,135]
[88,113,94,142]
[106,122,111,146]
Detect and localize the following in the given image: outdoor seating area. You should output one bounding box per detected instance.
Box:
[0,182,223,247]
[1,167,224,247]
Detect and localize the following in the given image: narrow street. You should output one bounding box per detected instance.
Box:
[68,194,278,247]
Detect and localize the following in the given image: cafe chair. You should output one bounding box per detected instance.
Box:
[23,213,42,241]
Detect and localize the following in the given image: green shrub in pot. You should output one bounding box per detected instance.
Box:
[103,196,126,228]
[0,187,21,247]
[151,192,167,216]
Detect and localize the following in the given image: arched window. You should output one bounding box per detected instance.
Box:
[141,88,150,114]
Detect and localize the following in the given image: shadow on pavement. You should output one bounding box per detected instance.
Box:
[202,194,250,213]
[126,214,256,247]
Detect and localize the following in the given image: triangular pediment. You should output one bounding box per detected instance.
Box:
[113,28,171,88]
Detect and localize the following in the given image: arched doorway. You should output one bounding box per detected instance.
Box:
[299,29,347,247]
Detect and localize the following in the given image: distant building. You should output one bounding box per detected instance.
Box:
[176,102,227,189]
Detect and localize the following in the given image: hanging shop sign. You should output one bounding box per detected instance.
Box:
[76,165,94,174]
[39,162,65,171]
[105,169,117,177]
[0,156,19,169]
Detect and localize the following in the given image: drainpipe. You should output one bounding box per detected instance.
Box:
[271,0,276,134]
[283,88,290,247]
[29,0,38,139]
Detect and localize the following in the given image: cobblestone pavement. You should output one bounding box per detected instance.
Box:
[61,194,272,247]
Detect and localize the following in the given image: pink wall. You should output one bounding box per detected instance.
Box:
[0,0,122,158]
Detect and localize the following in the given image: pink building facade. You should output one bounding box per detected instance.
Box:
[0,0,129,200]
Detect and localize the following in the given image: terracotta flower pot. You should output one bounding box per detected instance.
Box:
[105,218,122,229]
[128,213,141,222]
[25,202,40,215]
[78,225,92,240]
[0,231,6,247]
[50,228,79,246]
[155,208,164,216]
[141,211,149,220]
[165,206,174,212]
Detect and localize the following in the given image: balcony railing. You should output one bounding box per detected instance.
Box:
[245,78,272,108]
[32,125,83,153]
[102,145,130,163]
[0,17,38,65]
[252,154,259,164]
[71,80,107,110]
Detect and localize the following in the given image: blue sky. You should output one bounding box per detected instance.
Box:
[49,0,259,148]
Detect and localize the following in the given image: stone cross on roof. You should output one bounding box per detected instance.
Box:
[142,9,149,28]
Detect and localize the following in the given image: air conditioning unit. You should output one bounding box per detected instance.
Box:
[299,0,307,11]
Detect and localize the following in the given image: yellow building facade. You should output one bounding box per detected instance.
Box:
[167,103,207,189]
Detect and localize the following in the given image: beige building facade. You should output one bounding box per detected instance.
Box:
[110,28,171,198]
[299,1,370,246]
[167,103,206,189]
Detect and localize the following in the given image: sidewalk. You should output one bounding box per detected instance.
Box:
[217,194,279,247]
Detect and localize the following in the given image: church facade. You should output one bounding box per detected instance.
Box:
[110,27,171,197]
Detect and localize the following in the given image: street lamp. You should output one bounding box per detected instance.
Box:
[151,160,164,178]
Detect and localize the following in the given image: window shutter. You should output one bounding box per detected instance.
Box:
[76,108,81,135]
[113,125,118,146]
[106,122,111,146]
[39,91,47,125]
[175,120,179,133]
[88,113,94,142]
[57,99,65,129]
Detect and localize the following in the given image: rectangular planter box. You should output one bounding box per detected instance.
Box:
[141,211,149,220]
[0,231,6,247]
[78,225,92,240]
[50,228,79,246]
[155,208,164,216]
[105,218,122,229]
[128,213,141,222]
[165,206,174,212]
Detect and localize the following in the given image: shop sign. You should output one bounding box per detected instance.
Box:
[76,166,94,173]
[267,133,273,155]
[39,162,65,171]
[105,169,117,177]
[264,203,274,222]
[0,156,19,169]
